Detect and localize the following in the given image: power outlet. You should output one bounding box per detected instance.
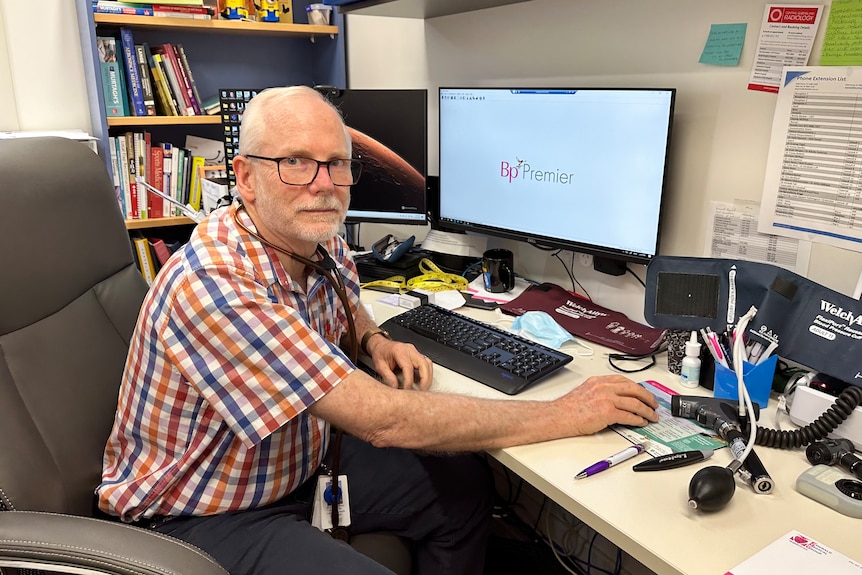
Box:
[578,253,593,267]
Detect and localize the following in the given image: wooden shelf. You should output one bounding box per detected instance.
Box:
[125,216,196,229]
[107,115,221,127]
[94,14,338,36]
[332,0,528,18]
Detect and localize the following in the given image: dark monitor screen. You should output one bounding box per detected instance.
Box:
[437,87,675,266]
[318,88,428,225]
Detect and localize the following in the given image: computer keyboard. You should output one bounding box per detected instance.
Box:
[379,304,573,395]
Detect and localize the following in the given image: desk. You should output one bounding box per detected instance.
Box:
[361,290,862,575]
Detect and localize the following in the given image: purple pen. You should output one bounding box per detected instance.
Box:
[575,443,648,479]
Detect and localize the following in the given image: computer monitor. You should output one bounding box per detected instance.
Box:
[317,87,428,225]
[437,87,675,274]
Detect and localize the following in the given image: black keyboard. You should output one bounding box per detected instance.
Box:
[380,304,573,395]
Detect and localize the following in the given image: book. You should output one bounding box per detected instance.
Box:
[152,10,211,19]
[107,135,124,216]
[134,44,157,116]
[149,145,164,218]
[170,44,201,115]
[189,154,206,210]
[148,237,173,266]
[153,46,191,115]
[118,28,147,117]
[152,2,212,12]
[161,143,173,215]
[175,44,203,115]
[116,135,132,218]
[124,132,140,218]
[146,48,178,116]
[125,0,204,5]
[132,237,157,286]
[96,36,126,117]
[93,1,154,15]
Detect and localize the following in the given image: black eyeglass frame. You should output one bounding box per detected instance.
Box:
[244,154,363,186]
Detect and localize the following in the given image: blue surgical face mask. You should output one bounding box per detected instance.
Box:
[511,311,577,349]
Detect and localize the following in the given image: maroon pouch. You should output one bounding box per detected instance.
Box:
[501,283,666,356]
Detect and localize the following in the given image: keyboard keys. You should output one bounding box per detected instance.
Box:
[380,304,573,395]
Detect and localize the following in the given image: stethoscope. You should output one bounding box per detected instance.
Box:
[232,201,354,539]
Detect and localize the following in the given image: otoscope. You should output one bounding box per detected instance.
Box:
[671,396,772,510]
[673,306,772,512]
[806,438,862,480]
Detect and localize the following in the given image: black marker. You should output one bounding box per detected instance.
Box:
[632,449,714,472]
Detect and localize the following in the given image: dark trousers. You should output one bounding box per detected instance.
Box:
[154,435,493,575]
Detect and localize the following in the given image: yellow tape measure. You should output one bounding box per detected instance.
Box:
[360,258,469,293]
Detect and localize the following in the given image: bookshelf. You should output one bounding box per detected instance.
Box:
[76,0,347,236]
[94,13,338,36]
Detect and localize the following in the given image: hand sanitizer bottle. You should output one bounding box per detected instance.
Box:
[680,331,701,388]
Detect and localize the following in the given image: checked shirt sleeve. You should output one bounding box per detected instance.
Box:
[161,264,354,448]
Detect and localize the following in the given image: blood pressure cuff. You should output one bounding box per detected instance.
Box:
[644,256,862,386]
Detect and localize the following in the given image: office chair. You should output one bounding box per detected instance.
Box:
[0,137,411,575]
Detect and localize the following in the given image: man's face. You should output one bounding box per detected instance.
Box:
[241,97,351,251]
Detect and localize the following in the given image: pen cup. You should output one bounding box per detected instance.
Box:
[712,354,778,409]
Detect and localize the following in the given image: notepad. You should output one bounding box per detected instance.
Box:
[725,530,861,575]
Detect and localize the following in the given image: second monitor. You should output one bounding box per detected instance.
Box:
[317,87,428,225]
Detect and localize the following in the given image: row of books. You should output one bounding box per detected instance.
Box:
[131,235,184,286]
[109,131,206,220]
[93,1,216,18]
[97,27,210,117]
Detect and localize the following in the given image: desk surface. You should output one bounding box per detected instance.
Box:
[361,291,862,575]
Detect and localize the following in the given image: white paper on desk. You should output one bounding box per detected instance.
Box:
[421,229,487,258]
[726,530,862,575]
[466,275,530,303]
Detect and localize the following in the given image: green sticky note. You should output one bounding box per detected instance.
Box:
[699,23,747,66]
[821,0,862,65]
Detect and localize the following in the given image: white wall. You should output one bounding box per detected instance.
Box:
[0,0,90,132]
[346,0,862,322]
[3,1,860,321]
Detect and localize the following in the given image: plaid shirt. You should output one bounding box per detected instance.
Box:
[98,204,359,522]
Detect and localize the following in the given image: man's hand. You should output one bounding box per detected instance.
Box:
[557,375,659,436]
[367,337,434,390]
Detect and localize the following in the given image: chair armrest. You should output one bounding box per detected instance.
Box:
[0,511,227,575]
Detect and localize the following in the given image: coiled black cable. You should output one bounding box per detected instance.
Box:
[741,385,862,449]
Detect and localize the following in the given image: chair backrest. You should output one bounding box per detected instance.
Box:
[0,137,148,517]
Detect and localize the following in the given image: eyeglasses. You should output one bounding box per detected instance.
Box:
[245,154,362,186]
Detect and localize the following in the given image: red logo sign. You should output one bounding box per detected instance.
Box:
[768,7,818,23]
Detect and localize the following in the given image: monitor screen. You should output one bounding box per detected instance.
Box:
[318,87,428,225]
[438,87,675,267]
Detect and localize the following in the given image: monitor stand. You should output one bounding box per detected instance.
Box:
[593,256,626,276]
[344,222,363,251]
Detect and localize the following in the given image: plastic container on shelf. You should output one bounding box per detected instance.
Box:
[306,3,332,25]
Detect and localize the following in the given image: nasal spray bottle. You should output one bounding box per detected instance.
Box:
[680,331,701,389]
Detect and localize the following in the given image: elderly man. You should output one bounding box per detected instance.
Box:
[98,86,658,575]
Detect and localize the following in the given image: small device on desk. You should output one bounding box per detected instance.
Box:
[380,304,572,395]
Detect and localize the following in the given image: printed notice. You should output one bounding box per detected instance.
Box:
[705,200,811,274]
[758,67,862,252]
[748,5,823,93]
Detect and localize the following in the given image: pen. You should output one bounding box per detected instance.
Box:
[575,442,648,479]
[632,449,715,472]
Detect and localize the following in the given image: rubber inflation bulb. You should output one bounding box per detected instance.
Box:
[688,466,735,512]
